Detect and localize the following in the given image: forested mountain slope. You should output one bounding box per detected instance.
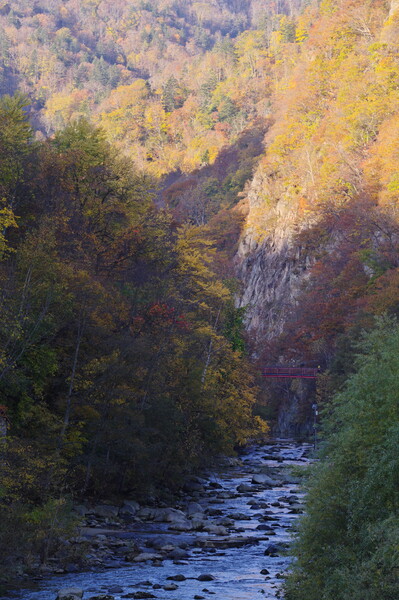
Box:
[0,0,305,174]
[237,0,399,371]
[239,0,397,341]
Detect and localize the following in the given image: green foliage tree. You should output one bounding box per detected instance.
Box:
[0,93,33,209]
[284,316,399,600]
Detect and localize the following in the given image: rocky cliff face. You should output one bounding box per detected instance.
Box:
[236,168,312,349]
[235,168,315,435]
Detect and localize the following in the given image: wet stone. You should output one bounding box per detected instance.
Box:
[236,483,253,493]
[163,583,178,590]
[124,594,156,599]
[56,589,83,600]
[265,544,280,556]
[197,574,215,581]
[167,548,189,559]
[206,509,223,516]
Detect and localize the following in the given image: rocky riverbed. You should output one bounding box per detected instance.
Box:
[4,440,311,600]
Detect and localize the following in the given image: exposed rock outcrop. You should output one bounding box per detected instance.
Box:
[236,168,313,347]
[235,161,317,435]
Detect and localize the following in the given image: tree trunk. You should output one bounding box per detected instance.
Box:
[59,312,85,445]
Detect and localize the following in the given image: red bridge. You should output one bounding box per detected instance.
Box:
[262,367,319,379]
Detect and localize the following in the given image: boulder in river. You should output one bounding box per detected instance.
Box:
[264,542,286,556]
[167,574,186,581]
[166,547,189,559]
[203,524,228,535]
[217,491,235,499]
[256,524,274,532]
[251,474,274,486]
[236,483,253,493]
[163,583,179,590]
[190,517,207,530]
[56,589,83,600]
[136,507,155,520]
[153,507,186,523]
[133,552,162,562]
[147,536,168,550]
[168,519,192,531]
[187,502,204,515]
[282,474,301,485]
[197,574,215,581]
[119,501,139,517]
[289,505,304,514]
[93,505,119,519]
[218,517,234,526]
[227,511,251,520]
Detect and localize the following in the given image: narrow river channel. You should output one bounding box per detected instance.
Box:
[5,440,311,600]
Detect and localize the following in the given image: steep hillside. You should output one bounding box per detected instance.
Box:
[234,0,399,431]
[238,0,399,351]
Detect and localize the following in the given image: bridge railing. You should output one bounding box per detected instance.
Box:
[261,367,318,379]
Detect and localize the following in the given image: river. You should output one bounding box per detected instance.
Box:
[4,440,311,600]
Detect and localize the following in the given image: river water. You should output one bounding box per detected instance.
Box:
[4,440,311,600]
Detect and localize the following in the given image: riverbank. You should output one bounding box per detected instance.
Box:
[4,440,311,600]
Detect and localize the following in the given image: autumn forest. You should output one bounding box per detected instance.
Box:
[1,0,399,598]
